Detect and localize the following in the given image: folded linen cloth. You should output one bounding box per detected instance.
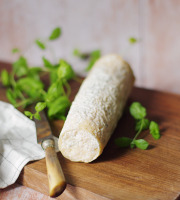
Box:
[0,101,58,189]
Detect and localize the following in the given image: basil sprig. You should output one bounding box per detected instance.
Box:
[0,27,75,121]
[115,102,160,150]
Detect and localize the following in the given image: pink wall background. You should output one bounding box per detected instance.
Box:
[1,0,180,94]
[1,0,180,199]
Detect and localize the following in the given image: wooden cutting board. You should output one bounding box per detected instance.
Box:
[1,62,180,200]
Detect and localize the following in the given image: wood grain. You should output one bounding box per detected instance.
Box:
[1,63,180,199]
[0,62,108,200]
[0,183,109,200]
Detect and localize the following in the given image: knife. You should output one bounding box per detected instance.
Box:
[30,106,66,197]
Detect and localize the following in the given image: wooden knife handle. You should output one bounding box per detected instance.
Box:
[42,139,66,197]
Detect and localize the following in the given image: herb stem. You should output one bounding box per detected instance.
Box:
[18,90,26,100]
[63,80,71,97]
[58,79,66,97]
[132,119,144,141]
[11,72,26,101]
[14,98,35,108]
[10,72,16,88]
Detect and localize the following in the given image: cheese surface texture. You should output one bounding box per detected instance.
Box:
[58,54,135,163]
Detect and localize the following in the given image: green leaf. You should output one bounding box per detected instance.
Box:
[34,112,41,120]
[28,67,42,73]
[6,89,16,105]
[42,57,54,69]
[47,96,71,118]
[12,48,20,53]
[50,70,58,83]
[35,40,46,50]
[115,137,132,148]
[73,49,81,56]
[17,77,44,90]
[149,121,160,140]
[86,50,101,71]
[130,141,135,148]
[35,102,47,112]
[1,70,10,86]
[13,86,23,99]
[135,118,150,132]
[130,141,136,149]
[129,37,137,44]
[49,27,61,40]
[46,81,63,102]
[13,56,28,77]
[134,139,149,150]
[55,115,66,120]
[24,111,33,120]
[91,49,101,58]
[129,102,146,120]
[28,67,42,80]
[17,77,44,98]
[58,59,75,80]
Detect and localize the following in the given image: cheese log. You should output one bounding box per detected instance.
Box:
[58,54,135,163]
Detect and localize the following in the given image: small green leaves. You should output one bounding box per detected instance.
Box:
[28,67,42,80]
[49,27,61,40]
[47,96,71,118]
[115,137,132,148]
[129,37,138,44]
[35,102,47,112]
[73,49,81,57]
[12,48,20,53]
[134,139,149,150]
[115,101,160,150]
[46,81,63,102]
[17,77,44,90]
[149,121,160,140]
[6,89,16,105]
[2,26,75,121]
[35,27,61,51]
[35,39,46,50]
[17,77,44,98]
[130,102,146,120]
[25,102,46,120]
[58,59,75,80]
[13,56,28,77]
[34,112,41,120]
[1,70,10,86]
[24,111,33,120]
[42,57,53,69]
[50,70,58,84]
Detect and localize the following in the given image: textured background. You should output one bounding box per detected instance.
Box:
[1,0,180,93]
[0,0,180,199]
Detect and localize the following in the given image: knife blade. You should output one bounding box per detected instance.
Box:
[30,105,66,197]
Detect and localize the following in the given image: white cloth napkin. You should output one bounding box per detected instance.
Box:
[0,101,58,189]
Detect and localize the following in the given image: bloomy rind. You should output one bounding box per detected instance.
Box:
[58,54,135,162]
